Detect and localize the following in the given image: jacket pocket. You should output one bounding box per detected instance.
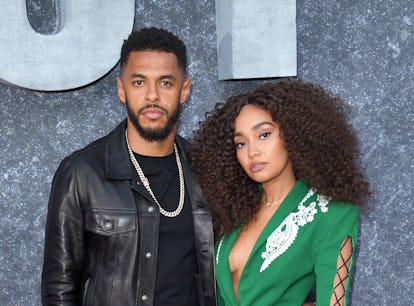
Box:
[85,209,136,236]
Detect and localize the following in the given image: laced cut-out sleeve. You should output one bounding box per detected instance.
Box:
[330,236,353,305]
[314,203,359,306]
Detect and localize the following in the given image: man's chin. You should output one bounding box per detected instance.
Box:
[136,124,175,142]
[140,123,169,134]
[127,113,178,141]
[139,117,167,127]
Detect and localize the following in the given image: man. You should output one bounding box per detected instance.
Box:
[41,27,216,306]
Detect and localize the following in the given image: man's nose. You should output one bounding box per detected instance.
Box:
[145,83,159,102]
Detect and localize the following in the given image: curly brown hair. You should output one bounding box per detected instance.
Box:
[190,79,371,238]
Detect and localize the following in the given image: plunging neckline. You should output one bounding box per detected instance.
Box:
[229,204,280,302]
[218,181,310,305]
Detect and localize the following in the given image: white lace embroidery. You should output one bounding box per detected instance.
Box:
[260,190,330,272]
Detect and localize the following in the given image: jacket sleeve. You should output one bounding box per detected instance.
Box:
[314,203,360,306]
[41,157,86,306]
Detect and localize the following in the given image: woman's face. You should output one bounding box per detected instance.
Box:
[233,104,295,185]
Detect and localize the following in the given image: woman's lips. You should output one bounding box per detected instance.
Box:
[250,162,266,172]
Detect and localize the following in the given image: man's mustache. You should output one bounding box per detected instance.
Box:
[138,104,168,115]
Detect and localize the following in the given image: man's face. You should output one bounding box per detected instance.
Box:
[117,51,191,141]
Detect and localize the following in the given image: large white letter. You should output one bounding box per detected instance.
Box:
[0,1,135,91]
[216,0,297,80]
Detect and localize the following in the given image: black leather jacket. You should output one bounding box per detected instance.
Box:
[41,121,217,306]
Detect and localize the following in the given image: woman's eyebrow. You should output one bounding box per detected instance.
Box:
[233,121,274,137]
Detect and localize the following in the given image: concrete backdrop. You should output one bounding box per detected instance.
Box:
[0,0,413,305]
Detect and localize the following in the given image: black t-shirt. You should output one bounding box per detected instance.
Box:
[134,152,199,306]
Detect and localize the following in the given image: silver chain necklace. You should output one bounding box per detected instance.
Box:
[125,130,185,218]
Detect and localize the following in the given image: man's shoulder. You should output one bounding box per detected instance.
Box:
[63,121,125,165]
[69,131,110,159]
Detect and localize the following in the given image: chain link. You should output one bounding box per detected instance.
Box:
[125,130,185,217]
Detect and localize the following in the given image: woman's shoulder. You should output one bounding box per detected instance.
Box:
[319,199,360,224]
[313,199,360,243]
[328,200,359,213]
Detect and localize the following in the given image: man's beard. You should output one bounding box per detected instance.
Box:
[126,99,180,142]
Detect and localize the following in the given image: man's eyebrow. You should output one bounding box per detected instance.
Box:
[129,73,177,80]
[233,121,275,138]
[159,74,177,80]
[130,73,145,79]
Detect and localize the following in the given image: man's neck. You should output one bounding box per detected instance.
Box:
[126,124,176,157]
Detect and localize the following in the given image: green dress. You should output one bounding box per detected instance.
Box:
[215,180,359,306]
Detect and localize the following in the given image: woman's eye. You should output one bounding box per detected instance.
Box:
[234,142,245,149]
[259,132,271,139]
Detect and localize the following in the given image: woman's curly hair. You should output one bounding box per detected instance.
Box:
[190,79,371,238]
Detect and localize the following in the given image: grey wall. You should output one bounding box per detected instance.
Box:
[0,0,412,305]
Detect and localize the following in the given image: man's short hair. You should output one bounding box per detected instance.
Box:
[120,27,187,75]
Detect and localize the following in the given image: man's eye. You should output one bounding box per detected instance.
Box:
[161,80,171,86]
[259,132,271,139]
[134,80,143,86]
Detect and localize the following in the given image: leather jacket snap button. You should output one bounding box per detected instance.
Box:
[141,294,148,301]
[147,206,155,213]
[103,220,114,231]
[145,252,152,259]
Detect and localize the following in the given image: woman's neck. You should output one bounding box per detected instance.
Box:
[261,172,297,205]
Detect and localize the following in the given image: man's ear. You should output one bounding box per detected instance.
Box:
[179,78,192,104]
[117,77,126,104]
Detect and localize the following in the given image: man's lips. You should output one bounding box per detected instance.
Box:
[140,107,166,120]
[250,162,266,172]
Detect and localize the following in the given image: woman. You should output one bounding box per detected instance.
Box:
[190,79,370,306]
